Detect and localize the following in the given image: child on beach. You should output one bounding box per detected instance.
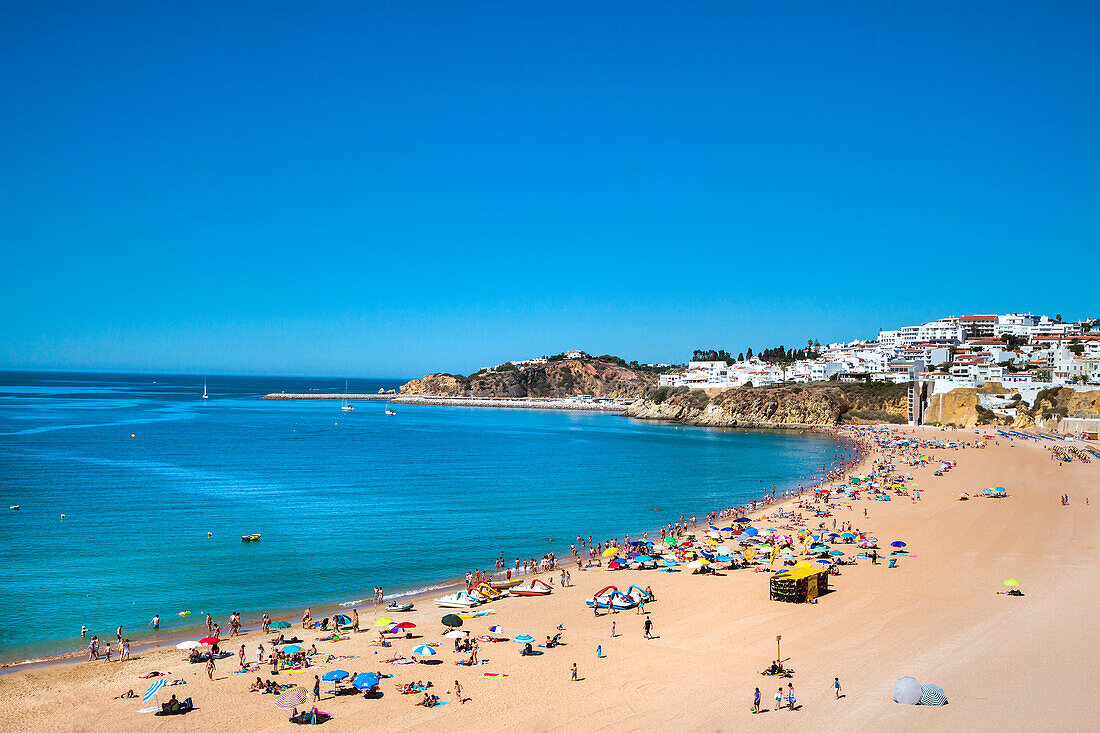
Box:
[775,687,783,710]
[752,687,760,713]
[571,663,578,681]
[834,677,842,699]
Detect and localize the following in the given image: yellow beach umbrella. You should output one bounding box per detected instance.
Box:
[374,617,393,626]
[602,547,618,557]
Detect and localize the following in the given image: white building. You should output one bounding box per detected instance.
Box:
[917,319,965,343]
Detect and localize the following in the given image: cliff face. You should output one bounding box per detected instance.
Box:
[625,383,908,428]
[401,359,658,399]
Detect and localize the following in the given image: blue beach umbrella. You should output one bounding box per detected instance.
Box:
[413,645,436,656]
[513,634,534,644]
[142,679,165,702]
[735,517,751,523]
[829,550,844,556]
[489,625,503,634]
[891,541,907,548]
[280,644,302,654]
[334,614,351,625]
[321,670,348,682]
[745,527,759,537]
[353,672,380,690]
[662,558,678,566]
[635,555,654,563]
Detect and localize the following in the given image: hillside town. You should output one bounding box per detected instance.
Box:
[657,312,1100,391]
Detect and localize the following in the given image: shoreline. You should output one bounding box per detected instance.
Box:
[5,424,1086,730]
[0,424,857,673]
[262,392,632,412]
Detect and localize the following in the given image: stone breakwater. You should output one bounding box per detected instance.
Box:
[261,393,627,412]
[262,393,394,400]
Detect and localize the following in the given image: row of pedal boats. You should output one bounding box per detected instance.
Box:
[435,579,553,608]
[434,579,654,611]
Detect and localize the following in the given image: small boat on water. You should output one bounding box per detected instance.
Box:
[386,602,414,613]
[341,380,355,411]
[241,534,261,542]
[9,505,19,511]
[203,381,208,399]
[385,408,397,416]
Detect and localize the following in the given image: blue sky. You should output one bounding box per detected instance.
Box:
[2,2,1098,377]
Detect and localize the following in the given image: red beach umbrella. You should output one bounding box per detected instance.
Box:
[199,636,220,645]
[394,622,416,630]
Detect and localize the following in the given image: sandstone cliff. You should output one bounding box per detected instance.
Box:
[625,383,908,428]
[401,358,658,399]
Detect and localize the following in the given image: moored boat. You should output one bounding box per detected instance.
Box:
[241,534,261,542]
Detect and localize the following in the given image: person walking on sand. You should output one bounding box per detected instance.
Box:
[352,608,360,633]
[752,687,761,713]
[454,680,465,703]
[239,644,246,669]
[312,674,321,702]
[787,682,795,710]
[610,621,616,638]
[643,618,652,639]
[571,662,578,681]
[834,677,842,699]
[206,655,215,680]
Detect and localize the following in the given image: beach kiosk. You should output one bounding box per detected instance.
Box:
[769,567,829,603]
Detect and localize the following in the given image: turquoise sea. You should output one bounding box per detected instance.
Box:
[0,372,841,663]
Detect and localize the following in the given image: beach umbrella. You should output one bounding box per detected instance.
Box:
[662,558,678,567]
[814,560,832,566]
[321,670,348,681]
[443,630,466,639]
[441,614,463,628]
[199,636,219,645]
[280,644,302,654]
[142,679,165,703]
[513,634,534,643]
[374,617,394,626]
[685,560,703,569]
[841,532,855,539]
[334,614,351,625]
[353,672,380,690]
[745,527,759,537]
[919,683,948,706]
[827,533,840,538]
[413,645,436,656]
[602,547,618,557]
[829,550,844,556]
[893,677,922,705]
[891,541,906,548]
[1003,579,1021,586]
[394,621,416,630]
[735,517,751,523]
[489,625,503,634]
[664,537,678,545]
[275,687,309,710]
[176,641,201,650]
[269,621,291,630]
[635,555,654,563]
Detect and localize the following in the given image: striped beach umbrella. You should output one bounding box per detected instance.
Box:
[275,687,309,710]
[512,634,534,643]
[413,645,436,656]
[488,625,503,634]
[919,683,947,706]
[142,679,165,702]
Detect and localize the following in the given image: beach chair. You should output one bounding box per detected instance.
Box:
[887,558,897,569]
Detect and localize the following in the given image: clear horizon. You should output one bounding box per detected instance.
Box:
[2,2,1098,377]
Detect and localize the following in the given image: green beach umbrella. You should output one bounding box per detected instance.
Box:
[269,621,291,630]
[1003,579,1021,586]
[664,537,678,546]
[441,614,463,628]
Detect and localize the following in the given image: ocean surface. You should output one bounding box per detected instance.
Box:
[0,372,840,663]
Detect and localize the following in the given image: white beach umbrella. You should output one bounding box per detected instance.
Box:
[176,640,201,650]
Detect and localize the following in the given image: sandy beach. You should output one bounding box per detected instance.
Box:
[2,426,1096,732]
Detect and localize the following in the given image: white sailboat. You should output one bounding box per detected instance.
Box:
[203,381,208,399]
[341,380,355,411]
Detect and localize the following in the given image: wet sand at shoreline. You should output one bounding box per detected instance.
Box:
[1,426,1096,732]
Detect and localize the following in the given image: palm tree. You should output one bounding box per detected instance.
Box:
[1055,314,1063,323]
